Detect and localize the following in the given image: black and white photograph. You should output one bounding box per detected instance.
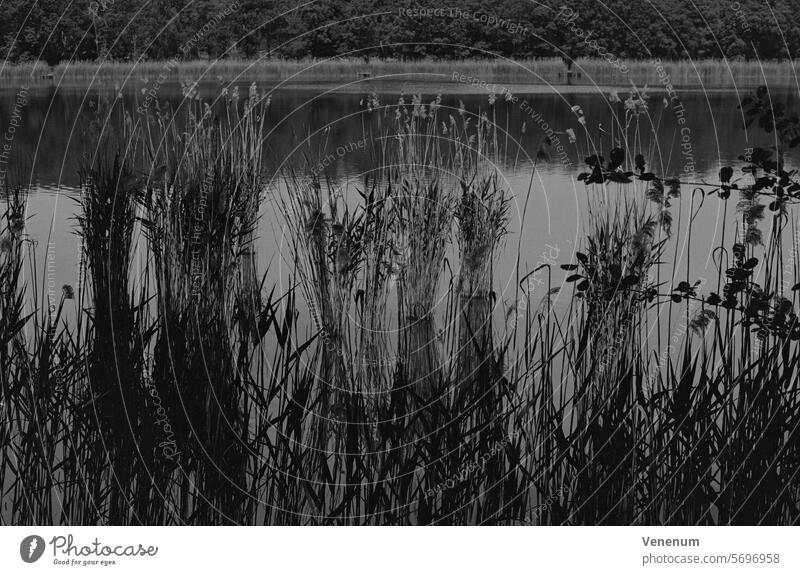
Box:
[0,0,799,571]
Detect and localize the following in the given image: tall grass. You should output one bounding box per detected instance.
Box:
[508,86,800,525]
[1,57,797,89]
[1,85,799,525]
[135,85,268,523]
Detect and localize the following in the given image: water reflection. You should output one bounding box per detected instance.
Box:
[2,84,799,319]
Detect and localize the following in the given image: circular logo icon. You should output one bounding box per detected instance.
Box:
[20,535,46,563]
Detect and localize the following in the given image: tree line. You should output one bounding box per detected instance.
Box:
[2,0,798,66]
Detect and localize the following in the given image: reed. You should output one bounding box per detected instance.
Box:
[1,85,800,526]
[136,85,268,523]
[2,58,798,89]
[507,85,800,525]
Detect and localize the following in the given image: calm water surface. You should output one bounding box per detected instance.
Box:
[2,81,798,332]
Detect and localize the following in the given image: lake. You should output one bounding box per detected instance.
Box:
[2,80,799,332]
[3,76,800,528]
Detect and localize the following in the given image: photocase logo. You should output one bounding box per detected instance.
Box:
[20,535,46,563]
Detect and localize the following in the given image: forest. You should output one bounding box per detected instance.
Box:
[2,0,799,66]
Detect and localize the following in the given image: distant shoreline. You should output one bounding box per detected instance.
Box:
[0,57,797,92]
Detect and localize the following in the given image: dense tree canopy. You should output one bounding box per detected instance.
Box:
[1,0,799,65]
